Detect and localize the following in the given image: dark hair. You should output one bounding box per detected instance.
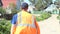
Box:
[21,2,28,9]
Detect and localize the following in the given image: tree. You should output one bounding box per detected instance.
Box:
[29,0,52,10]
[54,0,60,7]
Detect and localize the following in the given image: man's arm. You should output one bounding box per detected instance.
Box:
[11,24,17,34]
[34,17,40,34]
[11,14,17,34]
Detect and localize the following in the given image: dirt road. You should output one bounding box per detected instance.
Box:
[38,14,60,34]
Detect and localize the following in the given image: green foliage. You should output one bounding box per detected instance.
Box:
[29,0,35,4]
[41,12,51,19]
[33,11,45,14]
[0,19,11,34]
[11,9,18,14]
[0,7,6,18]
[36,12,51,21]
[36,16,44,21]
[57,15,60,20]
[9,3,19,14]
[35,0,44,10]
[52,10,59,14]
[0,7,6,14]
[54,0,60,7]
[4,3,20,20]
[29,0,52,10]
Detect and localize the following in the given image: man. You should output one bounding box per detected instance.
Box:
[11,2,40,34]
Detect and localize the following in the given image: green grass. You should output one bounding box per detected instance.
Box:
[33,11,45,14]
[33,10,59,14]
[36,12,51,21]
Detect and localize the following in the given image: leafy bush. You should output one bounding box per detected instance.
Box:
[0,7,5,13]
[0,19,11,34]
[36,16,44,21]
[0,7,6,18]
[41,12,51,19]
[4,3,20,20]
[4,14,13,20]
[9,3,19,14]
[52,10,59,14]
[4,9,19,20]
[57,15,60,20]
[36,12,51,21]
[29,0,52,10]
[11,9,18,14]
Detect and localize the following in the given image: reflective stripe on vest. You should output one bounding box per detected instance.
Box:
[17,12,36,28]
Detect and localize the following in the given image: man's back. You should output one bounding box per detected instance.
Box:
[17,10,33,24]
[15,10,37,34]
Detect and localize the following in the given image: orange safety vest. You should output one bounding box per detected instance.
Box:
[14,11,40,34]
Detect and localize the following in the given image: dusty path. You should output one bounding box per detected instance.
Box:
[38,14,60,34]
